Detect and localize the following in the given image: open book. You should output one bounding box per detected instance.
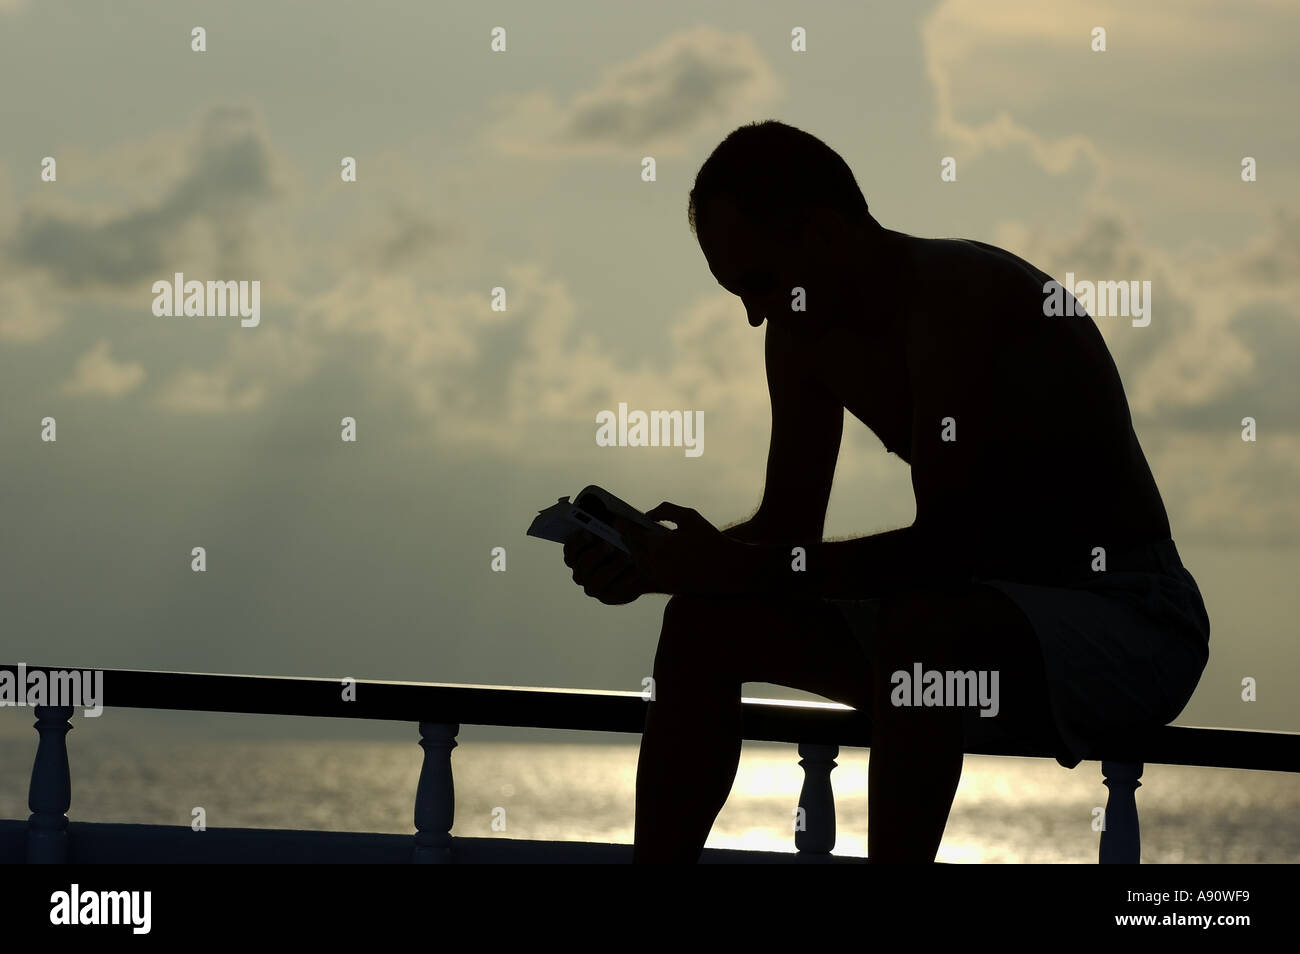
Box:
[526,485,669,554]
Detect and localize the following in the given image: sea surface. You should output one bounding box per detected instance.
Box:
[2,737,1297,863]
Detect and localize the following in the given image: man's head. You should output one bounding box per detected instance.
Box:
[688,120,881,330]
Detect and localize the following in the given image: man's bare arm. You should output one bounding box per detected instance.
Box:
[727,322,843,542]
[714,306,989,600]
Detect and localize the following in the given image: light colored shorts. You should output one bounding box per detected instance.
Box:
[833,539,1211,769]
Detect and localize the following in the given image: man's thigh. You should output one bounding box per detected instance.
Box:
[869,582,1061,750]
[656,595,873,710]
[656,585,1061,751]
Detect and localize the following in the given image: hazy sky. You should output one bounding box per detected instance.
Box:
[1,0,1297,746]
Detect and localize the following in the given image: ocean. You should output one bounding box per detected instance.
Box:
[2,736,1297,862]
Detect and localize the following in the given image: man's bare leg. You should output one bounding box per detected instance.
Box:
[868,588,965,862]
[632,583,1052,863]
[632,595,871,863]
[867,583,1049,862]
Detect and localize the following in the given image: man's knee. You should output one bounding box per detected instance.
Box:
[656,595,779,683]
[655,595,733,678]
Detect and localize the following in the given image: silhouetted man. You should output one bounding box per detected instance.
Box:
[562,120,1211,863]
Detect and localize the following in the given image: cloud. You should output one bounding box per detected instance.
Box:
[60,340,144,397]
[920,0,1299,199]
[134,241,781,500]
[1184,304,1300,432]
[0,271,63,341]
[1143,432,1300,547]
[921,0,1106,177]
[5,106,279,291]
[152,367,265,414]
[368,204,442,273]
[1203,209,1300,293]
[281,259,767,451]
[486,26,782,158]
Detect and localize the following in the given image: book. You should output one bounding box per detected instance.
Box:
[526,485,669,554]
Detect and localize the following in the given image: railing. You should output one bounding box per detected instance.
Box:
[3,665,1298,863]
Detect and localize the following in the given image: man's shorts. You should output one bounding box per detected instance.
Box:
[832,539,1211,769]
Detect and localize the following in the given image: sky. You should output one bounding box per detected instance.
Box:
[1,0,1298,747]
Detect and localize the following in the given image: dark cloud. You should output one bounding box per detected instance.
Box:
[6,107,276,289]
[1051,217,1144,276]
[492,27,778,157]
[1155,303,1300,433]
[563,52,757,146]
[371,205,441,273]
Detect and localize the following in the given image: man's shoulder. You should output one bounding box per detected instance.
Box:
[899,239,1000,350]
[901,236,1058,344]
[904,235,1053,289]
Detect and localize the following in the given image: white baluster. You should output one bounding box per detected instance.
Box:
[1100,760,1143,863]
[796,742,838,856]
[27,705,74,864]
[414,722,458,863]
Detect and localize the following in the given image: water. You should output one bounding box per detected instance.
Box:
[2,737,1296,862]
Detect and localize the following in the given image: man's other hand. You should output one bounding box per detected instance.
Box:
[623,502,742,596]
[562,523,644,605]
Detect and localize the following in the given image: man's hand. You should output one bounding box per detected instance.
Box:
[562,522,646,605]
[624,502,745,596]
